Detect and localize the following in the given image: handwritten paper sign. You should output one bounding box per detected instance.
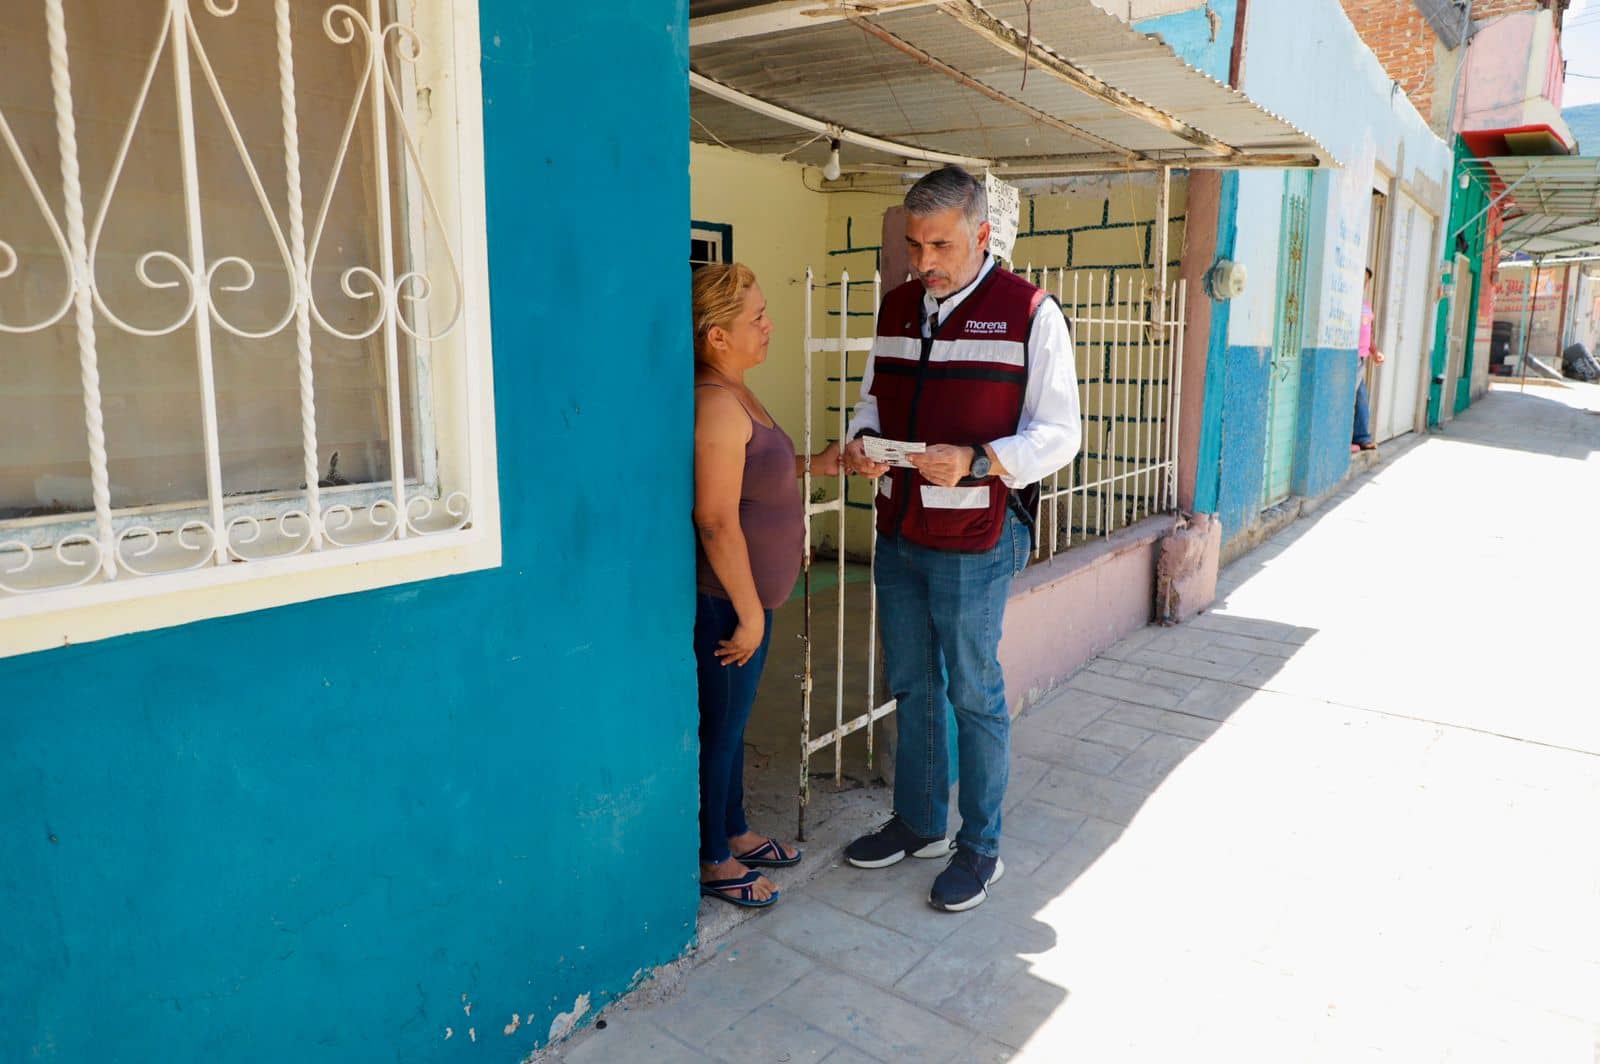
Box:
[985,172,1021,264]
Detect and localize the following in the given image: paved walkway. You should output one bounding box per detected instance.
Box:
[554,383,1600,1063]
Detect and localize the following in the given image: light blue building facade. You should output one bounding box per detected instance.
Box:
[1192,0,1452,545]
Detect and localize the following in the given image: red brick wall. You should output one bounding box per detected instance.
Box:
[1337,0,1563,119]
[1338,0,1442,116]
[1469,0,1555,25]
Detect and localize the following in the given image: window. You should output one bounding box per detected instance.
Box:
[0,0,498,655]
[691,220,732,271]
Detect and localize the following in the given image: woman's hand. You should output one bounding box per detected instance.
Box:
[810,442,841,477]
[715,612,766,668]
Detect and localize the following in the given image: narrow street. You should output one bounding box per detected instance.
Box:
[554,383,1600,1064]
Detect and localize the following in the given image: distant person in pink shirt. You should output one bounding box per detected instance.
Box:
[1353,266,1386,453]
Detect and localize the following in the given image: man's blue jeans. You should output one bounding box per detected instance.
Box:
[875,509,1030,858]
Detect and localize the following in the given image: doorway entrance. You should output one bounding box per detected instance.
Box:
[1263,171,1313,507]
[1373,193,1436,440]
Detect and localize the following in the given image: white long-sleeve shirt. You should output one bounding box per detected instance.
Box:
[845,255,1083,488]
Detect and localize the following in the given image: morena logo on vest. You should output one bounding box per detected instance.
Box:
[965,320,1009,334]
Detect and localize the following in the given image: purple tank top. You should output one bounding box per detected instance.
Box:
[695,387,806,609]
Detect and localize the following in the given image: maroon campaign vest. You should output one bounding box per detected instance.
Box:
[868,264,1048,552]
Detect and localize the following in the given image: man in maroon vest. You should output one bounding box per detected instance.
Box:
[841,166,1081,912]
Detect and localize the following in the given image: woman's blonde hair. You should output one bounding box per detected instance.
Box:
[692,262,757,360]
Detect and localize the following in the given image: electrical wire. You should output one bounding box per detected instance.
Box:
[779,131,829,161]
[693,115,824,162]
[800,168,908,196]
[690,114,740,152]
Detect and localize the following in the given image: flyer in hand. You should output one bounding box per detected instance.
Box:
[862,437,926,468]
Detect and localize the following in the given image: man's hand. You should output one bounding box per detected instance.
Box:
[908,444,973,487]
[843,437,891,478]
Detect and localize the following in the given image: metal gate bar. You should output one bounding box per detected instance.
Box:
[798,267,888,840]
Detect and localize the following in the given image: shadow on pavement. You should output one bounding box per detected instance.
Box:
[942,608,1309,1057]
[1436,384,1600,461]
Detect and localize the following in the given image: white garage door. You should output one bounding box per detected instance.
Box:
[1375,194,1436,442]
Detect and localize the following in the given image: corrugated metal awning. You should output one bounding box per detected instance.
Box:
[688,0,1336,176]
[1463,155,1600,258]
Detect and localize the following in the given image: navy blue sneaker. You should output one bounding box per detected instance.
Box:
[928,847,1004,912]
[845,815,953,869]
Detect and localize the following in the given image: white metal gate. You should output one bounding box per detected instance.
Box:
[798,267,888,840]
[1021,266,1187,557]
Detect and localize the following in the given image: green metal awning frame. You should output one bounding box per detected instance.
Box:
[1458,155,1600,260]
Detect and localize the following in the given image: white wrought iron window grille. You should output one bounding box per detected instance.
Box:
[0,0,499,654]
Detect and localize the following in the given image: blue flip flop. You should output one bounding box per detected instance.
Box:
[732,837,802,869]
[700,870,778,909]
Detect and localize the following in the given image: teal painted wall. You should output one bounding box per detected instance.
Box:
[0,3,698,1061]
[1192,171,1240,516]
[1141,2,1241,520]
[1431,137,1488,425]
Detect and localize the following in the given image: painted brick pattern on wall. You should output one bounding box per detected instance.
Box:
[821,193,897,554]
[1011,177,1188,544]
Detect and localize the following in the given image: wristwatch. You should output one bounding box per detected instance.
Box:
[969,446,992,479]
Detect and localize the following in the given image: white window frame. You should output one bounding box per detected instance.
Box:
[691,221,732,267]
[0,0,500,658]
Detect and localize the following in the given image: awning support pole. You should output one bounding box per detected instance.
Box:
[1518,254,1542,394]
[1154,165,1171,329]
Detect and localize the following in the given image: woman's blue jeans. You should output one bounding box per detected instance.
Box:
[693,593,774,864]
[875,510,1030,859]
[1353,371,1373,446]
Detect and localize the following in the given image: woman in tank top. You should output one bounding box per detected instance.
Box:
[692,263,839,908]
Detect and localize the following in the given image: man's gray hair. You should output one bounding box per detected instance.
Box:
[904,166,987,230]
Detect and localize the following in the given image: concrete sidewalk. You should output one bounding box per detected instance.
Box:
[552,383,1600,1063]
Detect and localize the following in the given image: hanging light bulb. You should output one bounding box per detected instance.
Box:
[822,138,842,182]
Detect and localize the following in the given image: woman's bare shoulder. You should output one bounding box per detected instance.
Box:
[695,383,752,440]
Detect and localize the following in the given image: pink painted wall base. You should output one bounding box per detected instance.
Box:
[1002,514,1177,715]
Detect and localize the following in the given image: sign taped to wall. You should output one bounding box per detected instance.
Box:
[985,172,1021,263]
